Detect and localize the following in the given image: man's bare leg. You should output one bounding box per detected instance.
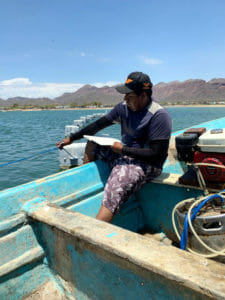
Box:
[83,141,95,164]
[96,205,113,223]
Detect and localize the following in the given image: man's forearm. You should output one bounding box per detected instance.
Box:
[70,116,113,141]
[122,140,169,164]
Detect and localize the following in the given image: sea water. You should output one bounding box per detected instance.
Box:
[1,107,225,191]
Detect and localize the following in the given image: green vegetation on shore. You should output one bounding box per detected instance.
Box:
[0,101,115,111]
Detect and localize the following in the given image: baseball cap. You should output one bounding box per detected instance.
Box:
[115,71,152,94]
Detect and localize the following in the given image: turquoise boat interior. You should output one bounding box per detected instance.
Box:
[1,117,225,299]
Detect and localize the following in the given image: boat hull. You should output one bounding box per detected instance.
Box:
[1,161,224,299]
[2,116,225,299]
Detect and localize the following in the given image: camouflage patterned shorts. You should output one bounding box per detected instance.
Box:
[94,144,162,214]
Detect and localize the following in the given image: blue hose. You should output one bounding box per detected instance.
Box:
[180,192,225,250]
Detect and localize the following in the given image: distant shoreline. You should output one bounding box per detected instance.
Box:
[1,104,225,112]
[165,104,225,108]
[0,107,111,112]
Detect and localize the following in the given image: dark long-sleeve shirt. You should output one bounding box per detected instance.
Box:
[70,100,172,168]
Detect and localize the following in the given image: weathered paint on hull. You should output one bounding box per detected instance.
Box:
[1,163,224,299]
[1,117,225,299]
[30,204,225,300]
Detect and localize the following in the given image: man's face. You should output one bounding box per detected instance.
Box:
[124,92,140,111]
[124,92,149,111]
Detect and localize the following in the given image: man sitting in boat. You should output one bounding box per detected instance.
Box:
[57,71,172,223]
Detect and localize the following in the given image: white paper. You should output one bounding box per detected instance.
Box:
[84,135,121,146]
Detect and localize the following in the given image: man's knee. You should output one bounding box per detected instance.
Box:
[96,205,113,222]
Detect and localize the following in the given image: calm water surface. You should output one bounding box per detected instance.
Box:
[1,107,225,190]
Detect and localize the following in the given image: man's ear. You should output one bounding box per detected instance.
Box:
[140,92,148,103]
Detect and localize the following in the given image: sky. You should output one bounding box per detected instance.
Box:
[0,0,225,99]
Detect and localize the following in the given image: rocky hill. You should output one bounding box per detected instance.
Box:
[1,78,225,107]
[0,97,54,107]
[54,84,122,105]
[153,78,225,104]
[0,99,6,106]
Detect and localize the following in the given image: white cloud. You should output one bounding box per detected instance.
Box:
[93,81,119,88]
[79,51,94,58]
[0,78,119,99]
[140,56,163,65]
[1,78,32,86]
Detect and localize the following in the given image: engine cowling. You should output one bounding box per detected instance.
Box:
[194,151,225,182]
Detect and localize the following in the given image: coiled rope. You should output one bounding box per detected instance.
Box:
[172,191,225,258]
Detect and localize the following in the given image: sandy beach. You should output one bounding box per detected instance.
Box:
[2,104,225,112]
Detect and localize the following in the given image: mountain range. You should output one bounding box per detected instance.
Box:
[1,78,225,107]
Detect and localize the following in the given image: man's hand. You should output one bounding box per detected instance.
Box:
[56,137,71,149]
[111,142,123,154]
